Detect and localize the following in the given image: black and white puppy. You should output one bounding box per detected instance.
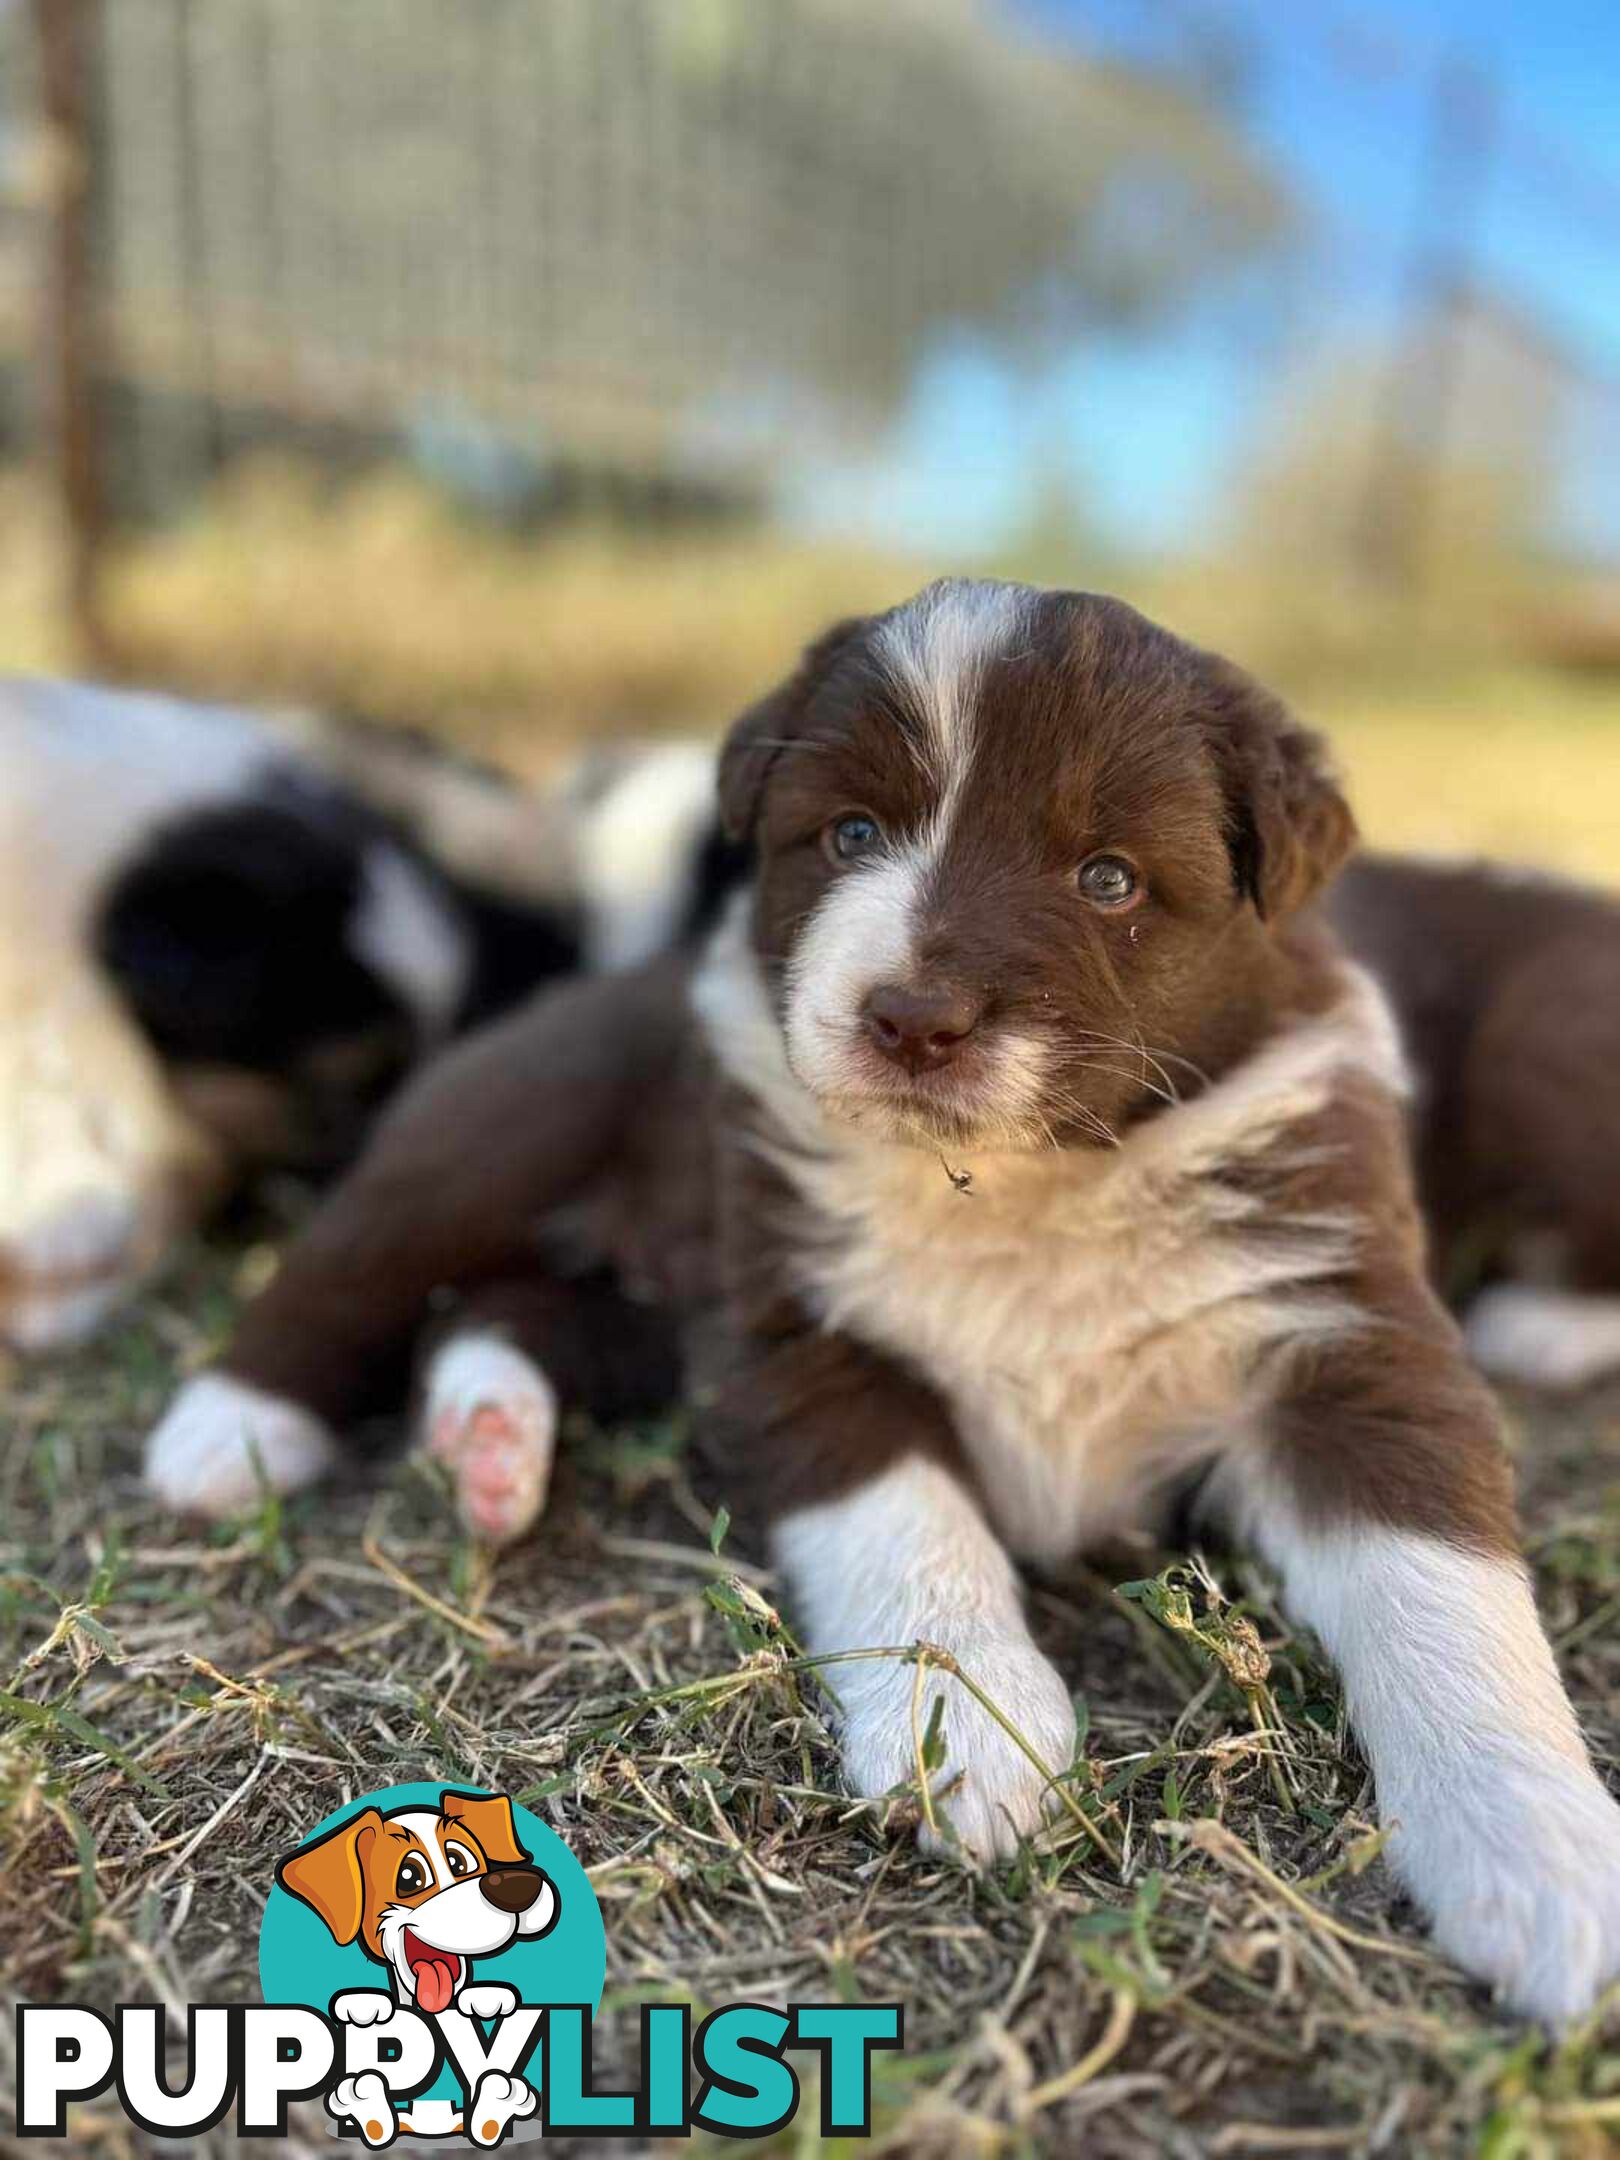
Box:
[0,679,729,1350]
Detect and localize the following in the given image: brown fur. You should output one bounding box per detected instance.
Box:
[1235,1072,1518,1552]
[1329,854,1620,1294]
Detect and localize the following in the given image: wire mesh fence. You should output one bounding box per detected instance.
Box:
[0,0,1615,675]
[2,0,1277,522]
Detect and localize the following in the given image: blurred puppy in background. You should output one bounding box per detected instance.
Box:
[1330,854,1620,1391]
[0,680,730,1352]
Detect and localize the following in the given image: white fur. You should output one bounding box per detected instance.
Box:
[777,838,1050,1144]
[1,1191,144,1352]
[290,707,583,907]
[1465,1284,1620,1390]
[1232,1499,1620,2023]
[698,914,1399,1565]
[421,1331,558,1544]
[875,578,1032,821]
[0,679,265,944]
[776,1456,1078,1862]
[573,741,721,971]
[351,841,471,1040]
[0,982,223,1352]
[780,850,920,1093]
[144,1373,336,1515]
[771,581,1039,1128]
[0,682,259,1345]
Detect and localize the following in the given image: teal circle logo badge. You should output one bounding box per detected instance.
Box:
[259,1781,605,2146]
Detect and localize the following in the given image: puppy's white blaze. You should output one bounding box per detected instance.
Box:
[782,849,923,1098]
[777,853,1051,1139]
[776,1456,1078,1862]
[1243,1503,1620,2022]
[1464,1284,1620,1390]
[144,1373,335,1515]
[875,578,1032,829]
[351,842,471,1041]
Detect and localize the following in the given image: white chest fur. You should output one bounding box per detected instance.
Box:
[694,911,1405,1566]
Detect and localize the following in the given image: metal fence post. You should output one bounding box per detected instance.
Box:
[33,0,108,669]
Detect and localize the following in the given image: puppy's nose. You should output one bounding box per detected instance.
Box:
[862,983,983,1073]
[481,1866,545,1914]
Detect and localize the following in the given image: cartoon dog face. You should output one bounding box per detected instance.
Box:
[277,1790,558,2013]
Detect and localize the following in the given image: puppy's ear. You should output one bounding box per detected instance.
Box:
[276,1806,383,1945]
[1207,662,1357,919]
[441,1789,529,1868]
[718,616,870,842]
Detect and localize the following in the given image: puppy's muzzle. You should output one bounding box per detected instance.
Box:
[862,982,985,1074]
[481,1866,547,1915]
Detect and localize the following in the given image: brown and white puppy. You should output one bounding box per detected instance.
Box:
[148,582,1620,2024]
[1329,853,1620,1389]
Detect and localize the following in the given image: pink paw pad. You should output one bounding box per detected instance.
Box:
[421,1337,557,1545]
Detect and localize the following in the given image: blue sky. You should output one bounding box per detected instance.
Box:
[799,0,1620,559]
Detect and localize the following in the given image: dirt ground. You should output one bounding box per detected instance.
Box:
[4,1203,1620,2159]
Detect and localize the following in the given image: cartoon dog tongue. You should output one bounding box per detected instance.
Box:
[413,1951,459,2014]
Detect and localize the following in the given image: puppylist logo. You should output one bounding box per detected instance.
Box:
[15,1780,902,2146]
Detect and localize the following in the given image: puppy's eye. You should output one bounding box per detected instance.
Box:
[444,1842,477,1878]
[396,1854,430,1897]
[1076,854,1140,910]
[824,812,883,865]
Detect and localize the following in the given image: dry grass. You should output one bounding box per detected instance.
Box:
[5,464,1620,2152]
[16,461,927,756]
[1319,676,1620,892]
[4,1219,1620,2158]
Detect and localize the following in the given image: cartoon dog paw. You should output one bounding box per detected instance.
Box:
[332,1988,397,2026]
[466,2069,538,2147]
[455,1981,520,2020]
[328,2071,397,2147]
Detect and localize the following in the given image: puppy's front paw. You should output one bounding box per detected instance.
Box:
[466,2069,538,2147]
[145,1372,335,1517]
[1399,1754,1620,2024]
[421,1332,557,1546]
[837,1627,1078,1865]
